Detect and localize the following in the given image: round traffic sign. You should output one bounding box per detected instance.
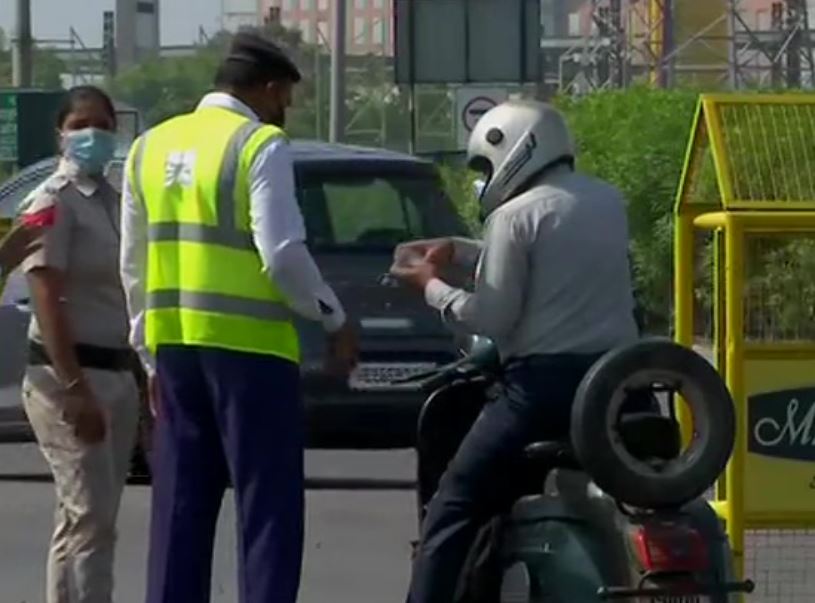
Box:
[462,96,499,132]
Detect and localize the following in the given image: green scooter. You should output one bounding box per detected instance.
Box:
[402,337,755,603]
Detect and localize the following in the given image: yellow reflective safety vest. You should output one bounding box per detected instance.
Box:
[126,105,300,364]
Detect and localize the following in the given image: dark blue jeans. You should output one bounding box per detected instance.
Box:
[407,353,604,603]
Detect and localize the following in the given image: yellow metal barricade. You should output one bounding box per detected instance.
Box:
[675,93,815,602]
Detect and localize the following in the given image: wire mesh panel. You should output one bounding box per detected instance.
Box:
[744,235,815,342]
[746,530,815,602]
[716,100,815,204]
[682,121,720,208]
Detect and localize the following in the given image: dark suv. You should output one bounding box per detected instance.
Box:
[0,141,471,450]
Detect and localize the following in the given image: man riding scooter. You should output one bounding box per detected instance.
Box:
[390,99,640,603]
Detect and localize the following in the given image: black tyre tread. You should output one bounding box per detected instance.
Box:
[570,338,735,508]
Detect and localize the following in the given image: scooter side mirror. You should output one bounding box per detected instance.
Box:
[458,334,493,356]
[465,337,500,375]
[468,335,494,356]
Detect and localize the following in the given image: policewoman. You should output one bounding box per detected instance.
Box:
[120,32,357,603]
[20,85,140,603]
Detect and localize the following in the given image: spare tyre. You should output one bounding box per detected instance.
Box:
[570,338,735,509]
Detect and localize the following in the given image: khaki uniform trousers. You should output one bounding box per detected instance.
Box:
[23,365,140,603]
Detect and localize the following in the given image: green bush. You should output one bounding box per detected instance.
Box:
[555,87,700,333]
[437,163,480,234]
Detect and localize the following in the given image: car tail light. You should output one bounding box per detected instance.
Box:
[630,522,709,573]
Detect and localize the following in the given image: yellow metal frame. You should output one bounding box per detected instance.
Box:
[674,93,815,591]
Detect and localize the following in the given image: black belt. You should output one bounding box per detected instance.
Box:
[28,340,137,372]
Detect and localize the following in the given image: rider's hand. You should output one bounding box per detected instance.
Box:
[394,238,454,268]
[0,222,45,275]
[63,383,107,445]
[389,259,441,292]
[325,321,359,378]
[424,240,455,267]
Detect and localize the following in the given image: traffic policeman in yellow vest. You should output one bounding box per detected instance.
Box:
[119,32,358,603]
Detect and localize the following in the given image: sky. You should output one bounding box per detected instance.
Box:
[0,0,223,48]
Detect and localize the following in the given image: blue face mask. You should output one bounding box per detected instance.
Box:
[62,128,117,175]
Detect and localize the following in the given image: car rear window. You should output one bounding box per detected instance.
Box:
[0,159,124,219]
[297,169,468,251]
[0,164,54,219]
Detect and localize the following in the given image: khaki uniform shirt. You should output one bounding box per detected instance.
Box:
[21,160,130,350]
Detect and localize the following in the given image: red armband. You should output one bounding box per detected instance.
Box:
[20,206,57,228]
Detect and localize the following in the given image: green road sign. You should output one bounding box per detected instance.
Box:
[0,93,19,162]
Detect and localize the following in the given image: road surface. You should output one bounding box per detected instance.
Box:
[0,445,418,603]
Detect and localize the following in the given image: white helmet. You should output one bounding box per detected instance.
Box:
[467,99,576,218]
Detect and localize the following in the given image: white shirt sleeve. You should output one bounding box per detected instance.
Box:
[249,139,347,333]
[119,140,156,376]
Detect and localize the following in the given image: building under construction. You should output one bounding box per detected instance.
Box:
[544,0,815,93]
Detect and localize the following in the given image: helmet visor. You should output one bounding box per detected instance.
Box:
[467,154,493,202]
[472,178,487,199]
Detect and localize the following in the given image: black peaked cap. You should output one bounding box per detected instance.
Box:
[227,30,302,83]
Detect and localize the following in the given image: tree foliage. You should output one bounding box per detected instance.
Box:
[107,22,450,149]
[109,23,322,131]
[553,87,700,332]
[0,41,66,89]
[108,32,228,127]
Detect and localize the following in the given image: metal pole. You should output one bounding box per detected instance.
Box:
[12,0,33,87]
[329,0,347,143]
[408,83,417,154]
[70,29,77,85]
[661,0,674,87]
[315,45,322,140]
[648,0,663,86]
[728,0,740,88]
[787,0,803,88]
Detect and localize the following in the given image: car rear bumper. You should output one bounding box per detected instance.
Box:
[304,388,424,450]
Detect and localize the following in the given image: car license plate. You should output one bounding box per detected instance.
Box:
[651,596,708,603]
[347,362,437,391]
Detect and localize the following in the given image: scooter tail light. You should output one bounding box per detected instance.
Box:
[630,523,710,573]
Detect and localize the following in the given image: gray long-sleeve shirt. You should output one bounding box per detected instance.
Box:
[425,167,639,361]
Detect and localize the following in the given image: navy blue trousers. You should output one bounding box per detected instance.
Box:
[146,345,304,603]
[407,353,604,603]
